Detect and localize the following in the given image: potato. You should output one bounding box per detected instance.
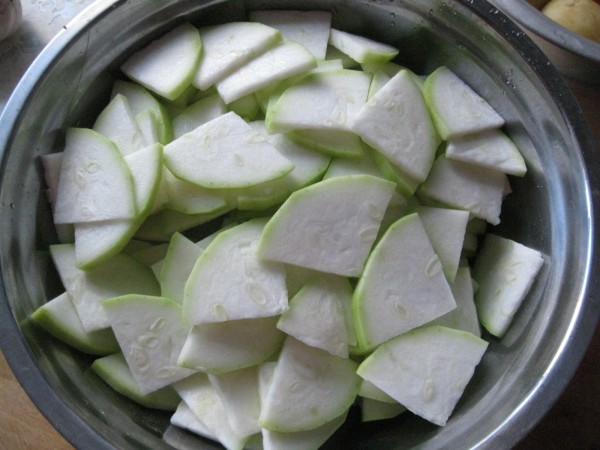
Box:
[541,0,600,43]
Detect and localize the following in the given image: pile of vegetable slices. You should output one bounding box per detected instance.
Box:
[31,10,545,450]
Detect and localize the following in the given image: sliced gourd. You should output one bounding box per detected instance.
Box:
[184,219,288,325]
[352,213,457,351]
[361,398,406,422]
[50,244,160,332]
[357,326,488,426]
[178,317,285,374]
[472,234,544,337]
[259,175,395,277]
[93,94,146,156]
[259,337,359,433]
[351,70,439,183]
[30,292,119,355]
[121,23,202,101]
[53,128,136,224]
[328,29,399,65]
[194,22,281,90]
[417,155,507,225]
[159,232,202,304]
[172,94,227,139]
[102,294,196,394]
[423,66,504,140]
[164,111,294,189]
[216,40,317,104]
[91,353,180,411]
[249,10,332,60]
[163,169,230,215]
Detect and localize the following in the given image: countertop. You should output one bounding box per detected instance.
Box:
[1,2,599,449]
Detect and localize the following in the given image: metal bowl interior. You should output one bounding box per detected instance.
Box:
[491,0,600,84]
[1,0,599,449]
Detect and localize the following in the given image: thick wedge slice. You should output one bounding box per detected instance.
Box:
[259,337,360,432]
[178,317,284,374]
[423,66,504,140]
[288,129,366,159]
[174,373,249,450]
[352,213,457,351]
[112,80,172,144]
[352,70,439,183]
[361,398,406,422]
[259,175,395,277]
[265,69,371,134]
[194,22,281,90]
[445,128,527,176]
[121,22,202,101]
[249,10,332,60]
[277,274,351,358]
[50,244,160,332]
[417,155,507,225]
[472,234,544,337]
[164,111,294,189]
[163,169,229,215]
[216,40,316,104]
[328,29,399,64]
[159,232,202,304]
[170,402,218,441]
[102,294,196,394]
[30,292,119,355]
[92,353,180,411]
[184,219,288,324]
[172,94,227,139]
[93,94,146,155]
[417,206,469,283]
[209,366,261,438]
[53,128,136,224]
[357,326,488,426]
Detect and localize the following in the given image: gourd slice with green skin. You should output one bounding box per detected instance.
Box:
[102,294,196,394]
[351,70,439,183]
[423,66,505,140]
[174,373,249,450]
[472,234,544,338]
[134,109,160,145]
[93,94,146,156]
[352,213,457,352]
[53,128,136,224]
[262,410,349,450]
[178,316,284,374]
[50,244,160,332]
[248,10,332,60]
[164,111,294,189]
[30,292,119,355]
[194,22,281,90]
[361,398,406,422]
[445,128,527,177]
[277,274,351,358]
[417,155,507,226]
[328,29,399,65]
[357,325,488,426]
[216,40,317,104]
[163,169,230,215]
[112,80,172,144]
[73,143,163,270]
[184,219,288,325]
[233,122,331,211]
[159,232,202,304]
[430,267,481,337]
[358,379,397,404]
[259,337,360,433]
[417,205,469,283]
[208,366,261,438]
[40,152,75,243]
[121,23,202,101]
[265,69,372,134]
[259,175,395,278]
[287,129,366,159]
[172,94,227,139]
[170,401,218,442]
[228,93,261,122]
[91,353,180,411]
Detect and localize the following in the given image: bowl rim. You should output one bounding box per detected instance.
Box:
[1,0,600,449]
[492,0,600,63]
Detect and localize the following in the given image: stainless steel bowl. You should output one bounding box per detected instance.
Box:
[1,0,599,448]
[491,0,600,84]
